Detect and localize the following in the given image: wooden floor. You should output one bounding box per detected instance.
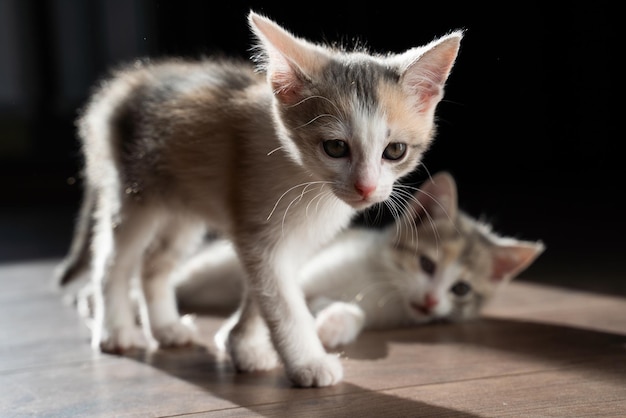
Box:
[2,259,626,417]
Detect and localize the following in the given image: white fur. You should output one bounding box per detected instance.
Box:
[176,172,545,349]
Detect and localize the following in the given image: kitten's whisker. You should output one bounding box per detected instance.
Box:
[362,202,384,227]
[376,289,402,308]
[295,113,342,130]
[280,182,326,234]
[267,181,328,221]
[372,204,385,225]
[421,163,434,183]
[396,187,419,241]
[413,187,454,224]
[403,191,442,257]
[385,194,401,246]
[299,182,317,201]
[279,181,335,234]
[352,280,398,303]
[388,193,406,241]
[387,186,420,249]
[267,146,283,156]
[385,188,405,220]
[287,95,343,116]
[317,188,335,215]
[305,183,332,217]
[390,186,422,249]
[313,191,328,215]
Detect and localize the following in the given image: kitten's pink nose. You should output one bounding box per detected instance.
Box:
[424,294,438,309]
[354,182,376,199]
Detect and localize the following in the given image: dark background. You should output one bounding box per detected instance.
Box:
[1,1,622,294]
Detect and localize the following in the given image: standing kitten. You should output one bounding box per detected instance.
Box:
[56,11,462,387]
[176,171,545,348]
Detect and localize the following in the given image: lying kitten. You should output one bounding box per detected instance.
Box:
[176,172,545,348]
[55,11,462,387]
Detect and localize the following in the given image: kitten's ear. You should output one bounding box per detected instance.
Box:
[248,11,328,105]
[398,31,463,115]
[409,171,458,223]
[490,239,545,282]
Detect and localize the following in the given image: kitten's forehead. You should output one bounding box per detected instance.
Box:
[323,55,400,110]
[318,56,430,151]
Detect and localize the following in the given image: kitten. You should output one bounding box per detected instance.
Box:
[176,171,545,349]
[55,11,463,387]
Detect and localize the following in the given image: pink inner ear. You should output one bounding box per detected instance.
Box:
[249,12,311,105]
[404,77,441,114]
[270,70,303,105]
[401,35,461,114]
[491,255,521,282]
[491,244,541,282]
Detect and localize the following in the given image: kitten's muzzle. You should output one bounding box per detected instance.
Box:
[410,294,439,316]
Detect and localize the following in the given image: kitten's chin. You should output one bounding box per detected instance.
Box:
[340,194,388,211]
[406,303,436,323]
[346,199,376,210]
[408,314,432,325]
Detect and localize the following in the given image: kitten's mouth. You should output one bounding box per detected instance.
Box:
[344,194,385,210]
[348,199,374,210]
[410,302,433,317]
[336,188,388,210]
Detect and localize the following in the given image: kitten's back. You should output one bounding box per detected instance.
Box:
[78,57,276,228]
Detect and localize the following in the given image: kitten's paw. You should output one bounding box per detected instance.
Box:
[226,328,280,372]
[152,316,197,348]
[97,326,148,354]
[285,353,343,387]
[316,302,366,349]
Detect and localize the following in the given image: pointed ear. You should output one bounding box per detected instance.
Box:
[408,171,458,224]
[248,11,329,105]
[490,239,545,282]
[399,30,463,114]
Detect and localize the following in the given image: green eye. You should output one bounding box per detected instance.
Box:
[383,142,407,160]
[323,140,349,158]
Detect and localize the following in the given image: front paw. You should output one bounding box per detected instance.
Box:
[226,327,280,372]
[316,302,365,349]
[152,316,197,348]
[96,326,148,354]
[285,353,343,387]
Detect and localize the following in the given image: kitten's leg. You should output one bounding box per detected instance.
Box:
[223,292,280,371]
[91,206,159,353]
[230,243,343,387]
[174,239,244,313]
[310,298,366,349]
[140,220,205,347]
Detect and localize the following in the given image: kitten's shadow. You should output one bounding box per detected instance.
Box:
[62,287,478,416]
[118,314,626,416]
[121,338,480,417]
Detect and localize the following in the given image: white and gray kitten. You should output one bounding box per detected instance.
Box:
[176,171,545,348]
[55,11,463,387]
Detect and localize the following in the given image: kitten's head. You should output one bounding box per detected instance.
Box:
[248,12,462,210]
[389,172,545,323]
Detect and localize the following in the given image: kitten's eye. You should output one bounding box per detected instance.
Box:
[450,281,472,297]
[383,142,407,160]
[323,140,349,158]
[419,255,436,276]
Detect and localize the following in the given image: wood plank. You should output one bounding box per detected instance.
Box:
[484,281,626,336]
[1,260,625,417]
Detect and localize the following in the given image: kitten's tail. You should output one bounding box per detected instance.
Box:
[54,184,95,286]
